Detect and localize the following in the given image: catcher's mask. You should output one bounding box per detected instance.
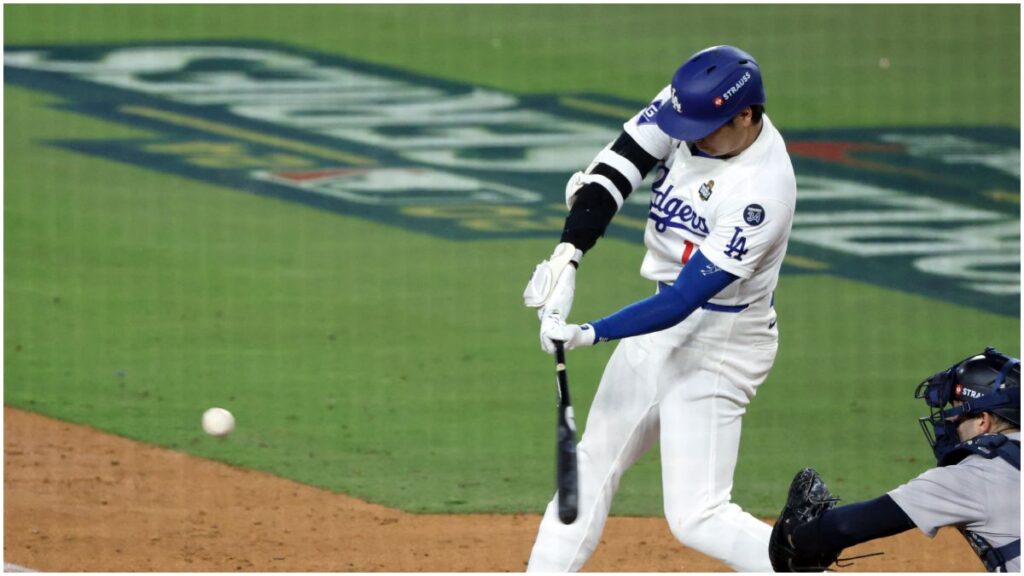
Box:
[915,347,1021,463]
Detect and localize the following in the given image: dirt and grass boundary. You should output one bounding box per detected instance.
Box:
[4,406,980,572]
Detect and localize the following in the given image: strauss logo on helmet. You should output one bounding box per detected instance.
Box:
[721,71,753,103]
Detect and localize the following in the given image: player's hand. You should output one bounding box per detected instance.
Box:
[769,468,843,572]
[524,243,582,318]
[540,313,596,354]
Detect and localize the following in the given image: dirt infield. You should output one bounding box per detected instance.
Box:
[4,406,981,572]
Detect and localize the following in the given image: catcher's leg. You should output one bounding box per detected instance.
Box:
[659,344,776,572]
[527,336,661,572]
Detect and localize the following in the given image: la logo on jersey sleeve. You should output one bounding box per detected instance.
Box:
[724,227,749,261]
[723,205,767,261]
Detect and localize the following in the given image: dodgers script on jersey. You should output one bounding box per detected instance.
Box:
[626,85,796,309]
[887,432,1021,572]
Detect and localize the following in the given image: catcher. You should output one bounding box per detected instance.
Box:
[770,347,1020,572]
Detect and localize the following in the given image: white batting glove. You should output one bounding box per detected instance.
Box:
[523,243,582,319]
[541,262,576,319]
[540,313,596,355]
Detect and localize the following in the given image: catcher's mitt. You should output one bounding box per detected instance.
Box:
[769,467,841,572]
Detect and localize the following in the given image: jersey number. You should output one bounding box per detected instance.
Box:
[681,240,696,264]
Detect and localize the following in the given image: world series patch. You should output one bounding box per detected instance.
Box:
[698,180,715,201]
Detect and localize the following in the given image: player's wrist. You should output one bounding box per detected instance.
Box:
[553,242,583,267]
[579,323,597,346]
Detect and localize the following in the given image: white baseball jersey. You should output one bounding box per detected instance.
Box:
[624,85,797,307]
[528,85,798,573]
[888,432,1021,572]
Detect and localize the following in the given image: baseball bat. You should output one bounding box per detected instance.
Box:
[553,341,579,524]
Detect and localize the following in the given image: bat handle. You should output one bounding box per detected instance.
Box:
[552,338,578,524]
[555,340,566,366]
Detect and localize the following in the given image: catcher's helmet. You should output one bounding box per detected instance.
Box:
[655,45,766,142]
[916,347,1021,463]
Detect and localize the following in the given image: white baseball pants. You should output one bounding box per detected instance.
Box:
[527,295,778,572]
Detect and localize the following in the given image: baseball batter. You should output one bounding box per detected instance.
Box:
[770,348,1021,573]
[522,45,796,572]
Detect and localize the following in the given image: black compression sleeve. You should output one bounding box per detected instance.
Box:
[558,131,659,253]
[792,495,916,555]
[609,131,660,176]
[560,183,619,253]
[591,163,632,200]
[589,133,661,201]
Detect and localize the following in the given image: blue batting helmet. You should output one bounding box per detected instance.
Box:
[915,347,1021,463]
[655,45,766,142]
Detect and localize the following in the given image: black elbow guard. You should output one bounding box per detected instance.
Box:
[609,131,660,176]
[560,184,620,253]
[558,131,658,253]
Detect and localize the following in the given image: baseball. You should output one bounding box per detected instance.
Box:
[201,407,235,437]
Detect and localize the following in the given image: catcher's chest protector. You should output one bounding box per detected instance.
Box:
[944,436,1021,572]
[959,528,1020,572]
[939,434,1020,469]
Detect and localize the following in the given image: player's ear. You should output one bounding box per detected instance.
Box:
[733,107,754,127]
[978,412,995,433]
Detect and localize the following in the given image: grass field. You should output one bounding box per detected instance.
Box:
[4,4,1020,518]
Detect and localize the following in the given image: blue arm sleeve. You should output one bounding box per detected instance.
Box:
[792,495,916,555]
[588,250,738,342]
